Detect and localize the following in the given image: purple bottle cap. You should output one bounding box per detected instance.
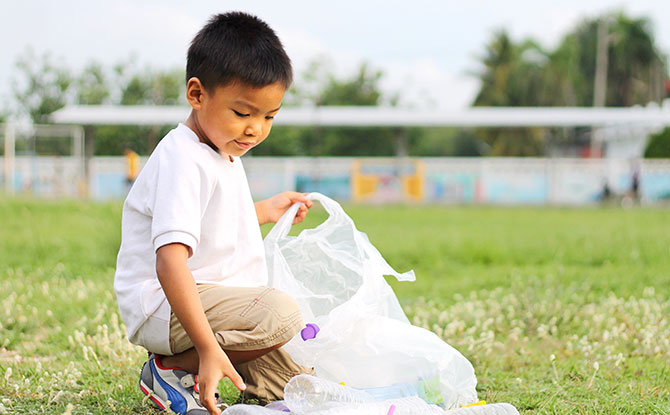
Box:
[301,323,320,341]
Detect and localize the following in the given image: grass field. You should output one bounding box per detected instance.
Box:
[0,198,669,414]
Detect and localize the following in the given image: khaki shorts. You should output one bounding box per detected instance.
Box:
[169,284,314,403]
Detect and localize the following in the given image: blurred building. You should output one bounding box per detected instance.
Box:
[2,103,670,204]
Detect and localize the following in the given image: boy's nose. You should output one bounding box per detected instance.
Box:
[244,122,262,137]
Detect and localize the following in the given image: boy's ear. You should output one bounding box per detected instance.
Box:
[186,77,205,110]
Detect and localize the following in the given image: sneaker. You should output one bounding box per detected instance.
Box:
[139,354,224,415]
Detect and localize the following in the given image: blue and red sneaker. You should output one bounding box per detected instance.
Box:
[139,354,224,415]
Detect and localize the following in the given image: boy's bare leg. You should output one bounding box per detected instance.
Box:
[161,341,288,374]
[161,348,200,373]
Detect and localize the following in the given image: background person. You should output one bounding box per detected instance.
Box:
[123,148,140,193]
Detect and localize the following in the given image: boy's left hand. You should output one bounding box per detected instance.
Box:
[256,192,313,225]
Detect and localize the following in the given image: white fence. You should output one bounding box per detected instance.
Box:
[1,156,669,205]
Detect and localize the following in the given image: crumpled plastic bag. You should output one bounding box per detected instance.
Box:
[264,193,477,409]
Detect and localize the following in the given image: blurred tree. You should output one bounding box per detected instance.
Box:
[473,31,548,107]
[320,63,401,156]
[9,49,188,155]
[119,66,185,106]
[96,63,186,155]
[452,130,486,156]
[608,14,666,105]
[283,55,332,107]
[286,57,392,107]
[93,125,174,156]
[76,62,110,105]
[319,127,398,156]
[548,13,667,155]
[120,75,148,105]
[13,48,73,123]
[152,69,185,105]
[644,128,670,158]
[250,126,313,156]
[477,13,668,109]
[320,63,384,106]
[471,13,668,156]
[550,13,667,107]
[264,58,403,157]
[472,30,547,156]
[406,128,484,157]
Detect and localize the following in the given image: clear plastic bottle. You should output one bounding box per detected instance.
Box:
[361,382,419,401]
[221,403,289,414]
[444,403,519,415]
[284,374,374,413]
[220,400,519,415]
[283,374,518,415]
[359,376,445,406]
[303,396,445,415]
[263,400,291,412]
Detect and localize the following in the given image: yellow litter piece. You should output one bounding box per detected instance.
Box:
[463,400,487,407]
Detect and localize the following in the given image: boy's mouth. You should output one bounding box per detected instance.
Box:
[234,140,254,150]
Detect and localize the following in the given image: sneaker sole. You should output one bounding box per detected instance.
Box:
[140,379,169,410]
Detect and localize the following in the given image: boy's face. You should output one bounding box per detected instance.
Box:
[188,80,285,157]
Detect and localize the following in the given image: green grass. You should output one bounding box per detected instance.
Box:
[1,199,669,414]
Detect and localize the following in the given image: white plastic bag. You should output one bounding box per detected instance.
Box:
[264,193,478,409]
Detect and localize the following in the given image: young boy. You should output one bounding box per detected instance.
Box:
[114,12,314,415]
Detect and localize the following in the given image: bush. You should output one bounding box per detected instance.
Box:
[644,127,670,158]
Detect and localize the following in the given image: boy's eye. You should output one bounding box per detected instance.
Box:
[265,115,275,120]
[232,110,250,117]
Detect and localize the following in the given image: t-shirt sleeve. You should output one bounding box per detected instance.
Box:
[149,147,212,256]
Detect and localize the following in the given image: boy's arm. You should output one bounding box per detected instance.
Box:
[156,243,245,415]
[255,191,313,225]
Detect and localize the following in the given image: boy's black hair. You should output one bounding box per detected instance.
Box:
[187,12,293,90]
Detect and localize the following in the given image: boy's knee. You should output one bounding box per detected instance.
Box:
[207,287,305,351]
[263,288,302,323]
[255,288,304,343]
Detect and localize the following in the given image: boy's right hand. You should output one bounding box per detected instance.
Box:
[155,243,246,414]
[198,346,246,415]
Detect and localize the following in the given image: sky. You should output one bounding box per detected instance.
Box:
[2,0,669,115]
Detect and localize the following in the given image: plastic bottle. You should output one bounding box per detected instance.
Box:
[302,396,445,415]
[444,403,519,415]
[359,376,445,406]
[221,403,289,414]
[361,382,419,401]
[263,400,291,412]
[220,400,519,415]
[284,374,374,413]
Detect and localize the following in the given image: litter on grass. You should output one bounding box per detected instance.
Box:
[224,193,519,414]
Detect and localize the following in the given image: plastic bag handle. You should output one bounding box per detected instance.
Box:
[265,192,350,241]
[306,192,349,221]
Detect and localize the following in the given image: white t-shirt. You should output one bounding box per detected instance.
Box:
[114,123,268,354]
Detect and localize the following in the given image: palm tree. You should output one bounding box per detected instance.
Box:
[472,30,547,156]
[470,12,668,156]
[550,12,667,107]
[608,13,666,106]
